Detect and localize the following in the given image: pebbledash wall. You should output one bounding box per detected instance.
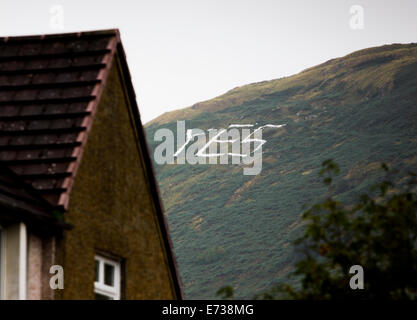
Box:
[27,232,56,300]
[54,53,178,299]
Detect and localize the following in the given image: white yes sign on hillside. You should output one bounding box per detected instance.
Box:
[153,121,286,175]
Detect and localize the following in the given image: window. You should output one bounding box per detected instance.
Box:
[94,254,121,300]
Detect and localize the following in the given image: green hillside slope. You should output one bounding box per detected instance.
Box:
[145,43,417,299]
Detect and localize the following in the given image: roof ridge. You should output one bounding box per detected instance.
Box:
[0,29,120,43]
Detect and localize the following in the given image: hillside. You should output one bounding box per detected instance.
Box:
[145,43,417,299]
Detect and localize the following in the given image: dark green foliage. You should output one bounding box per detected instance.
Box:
[216,286,234,300]
[284,161,417,299]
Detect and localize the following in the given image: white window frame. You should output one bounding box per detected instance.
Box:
[0,223,27,300]
[94,254,121,300]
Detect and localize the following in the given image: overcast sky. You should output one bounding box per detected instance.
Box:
[1,0,416,123]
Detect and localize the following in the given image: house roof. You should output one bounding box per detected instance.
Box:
[0,29,184,299]
[0,30,118,208]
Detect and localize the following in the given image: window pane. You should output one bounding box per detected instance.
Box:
[94,260,99,282]
[104,263,115,286]
[95,293,112,300]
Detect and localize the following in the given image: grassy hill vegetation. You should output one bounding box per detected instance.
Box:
[145,43,417,299]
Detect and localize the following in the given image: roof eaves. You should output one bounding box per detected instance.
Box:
[0,163,71,231]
